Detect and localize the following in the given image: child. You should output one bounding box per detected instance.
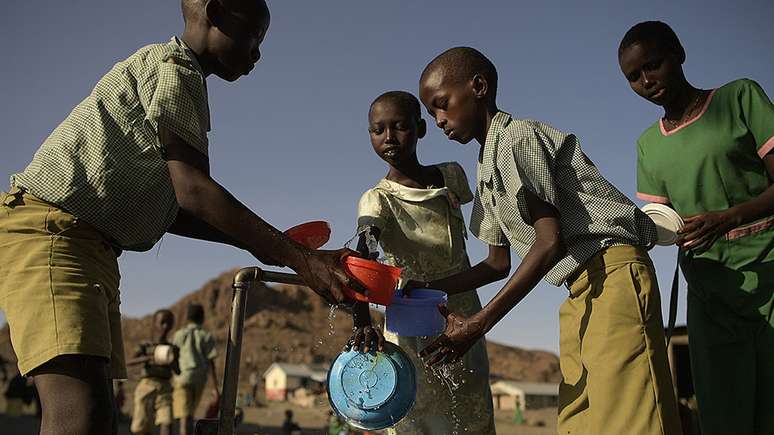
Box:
[415,47,682,435]
[127,309,179,435]
[618,21,774,435]
[173,303,219,435]
[351,91,495,434]
[0,1,359,433]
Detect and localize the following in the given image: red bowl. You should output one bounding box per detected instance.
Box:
[284,221,331,250]
[342,256,401,306]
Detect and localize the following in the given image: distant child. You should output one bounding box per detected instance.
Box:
[173,303,218,435]
[415,47,682,435]
[0,1,358,433]
[282,409,302,435]
[618,21,774,435]
[351,91,495,434]
[127,309,179,435]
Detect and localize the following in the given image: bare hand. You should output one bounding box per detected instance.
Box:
[400,279,426,298]
[678,209,741,254]
[293,248,366,305]
[347,325,385,353]
[418,305,485,367]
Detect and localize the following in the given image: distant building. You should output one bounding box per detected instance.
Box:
[490,381,559,411]
[263,363,327,402]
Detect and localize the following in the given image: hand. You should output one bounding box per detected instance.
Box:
[400,279,428,298]
[678,209,741,254]
[347,325,385,353]
[418,305,485,367]
[291,248,366,305]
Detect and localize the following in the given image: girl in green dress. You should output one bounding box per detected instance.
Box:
[619,21,774,435]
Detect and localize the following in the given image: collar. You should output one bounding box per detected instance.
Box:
[375,178,450,203]
[480,111,512,184]
[171,36,206,77]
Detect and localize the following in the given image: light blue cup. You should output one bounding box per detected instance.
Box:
[327,342,416,430]
[385,289,448,337]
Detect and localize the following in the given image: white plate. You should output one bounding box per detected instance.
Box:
[641,203,684,246]
[153,344,175,365]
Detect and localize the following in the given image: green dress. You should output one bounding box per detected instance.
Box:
[636,79,774,435]
[357,162,496,435]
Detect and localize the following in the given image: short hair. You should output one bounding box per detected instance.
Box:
[420,47,498,99]
[155,309,174,321]
[186,303,205,324]
[619,21,685,63]
[370,91,421,121]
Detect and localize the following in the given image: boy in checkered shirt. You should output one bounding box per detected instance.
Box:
[413,47,682,435]
[0,1,359,432]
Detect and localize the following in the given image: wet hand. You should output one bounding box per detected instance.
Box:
[418,306,484,367]
[678,209,741,254]
[347,325,385,353]
[293,248,366,305]
[400,280,428,298]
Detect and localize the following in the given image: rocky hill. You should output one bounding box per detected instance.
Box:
[0,268,561,387]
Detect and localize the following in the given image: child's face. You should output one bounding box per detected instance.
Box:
[368,101,425,166]
[206,0,270,82]
[619,42,684,107]
[419,69,484,145]
[155,313,174,335]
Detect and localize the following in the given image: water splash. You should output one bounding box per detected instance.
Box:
[313,304,340,351]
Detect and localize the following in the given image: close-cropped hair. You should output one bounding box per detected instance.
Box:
[370,91,422,121]
[619,21,685,63]
[421,46,498,98]
[186,303,205,324]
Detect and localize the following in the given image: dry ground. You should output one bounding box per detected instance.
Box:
[0,394,557,435]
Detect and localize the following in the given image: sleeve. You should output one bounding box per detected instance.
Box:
[503,126,561,224]
[172,330,184,348]
[635,138,670,204]
[468,189,509,246]
[737,79,774,158]
[356,189,389,232]
[203,333,218,361]
[449,162,474,204]
[142,51,210,158]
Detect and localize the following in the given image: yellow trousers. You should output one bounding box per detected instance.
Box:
[558,246,682,435]
[0,186,125,377]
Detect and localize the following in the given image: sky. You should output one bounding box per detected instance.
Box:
[1,0,773,354]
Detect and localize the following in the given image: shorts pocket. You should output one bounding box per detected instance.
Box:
[44,207,80,236]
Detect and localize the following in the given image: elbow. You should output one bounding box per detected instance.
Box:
[173,177,208,216]
[487,255,511,281]
[543,237,566,266]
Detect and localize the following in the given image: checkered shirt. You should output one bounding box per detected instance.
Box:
[12,37,210,251]
[470,111,657,286]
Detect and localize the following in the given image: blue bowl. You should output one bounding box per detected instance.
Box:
[385,289,448,337]
[327,341,416,430]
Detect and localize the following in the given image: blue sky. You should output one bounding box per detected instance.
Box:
[2,0,773,353]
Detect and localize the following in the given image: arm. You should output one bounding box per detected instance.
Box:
[125,355,154,366]
[168,208,247,249]
[420,189,565,366]
[680,154,774,253]
[418,245,511,295]
[161,127,360,303]
[349,227,384,352]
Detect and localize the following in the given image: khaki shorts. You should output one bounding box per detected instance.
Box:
[131,377,173,433]
[0,186,125,377]
[173,382,206,418]
[557,246,682,435]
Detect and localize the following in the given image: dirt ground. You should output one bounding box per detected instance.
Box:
[0,395,557,435]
